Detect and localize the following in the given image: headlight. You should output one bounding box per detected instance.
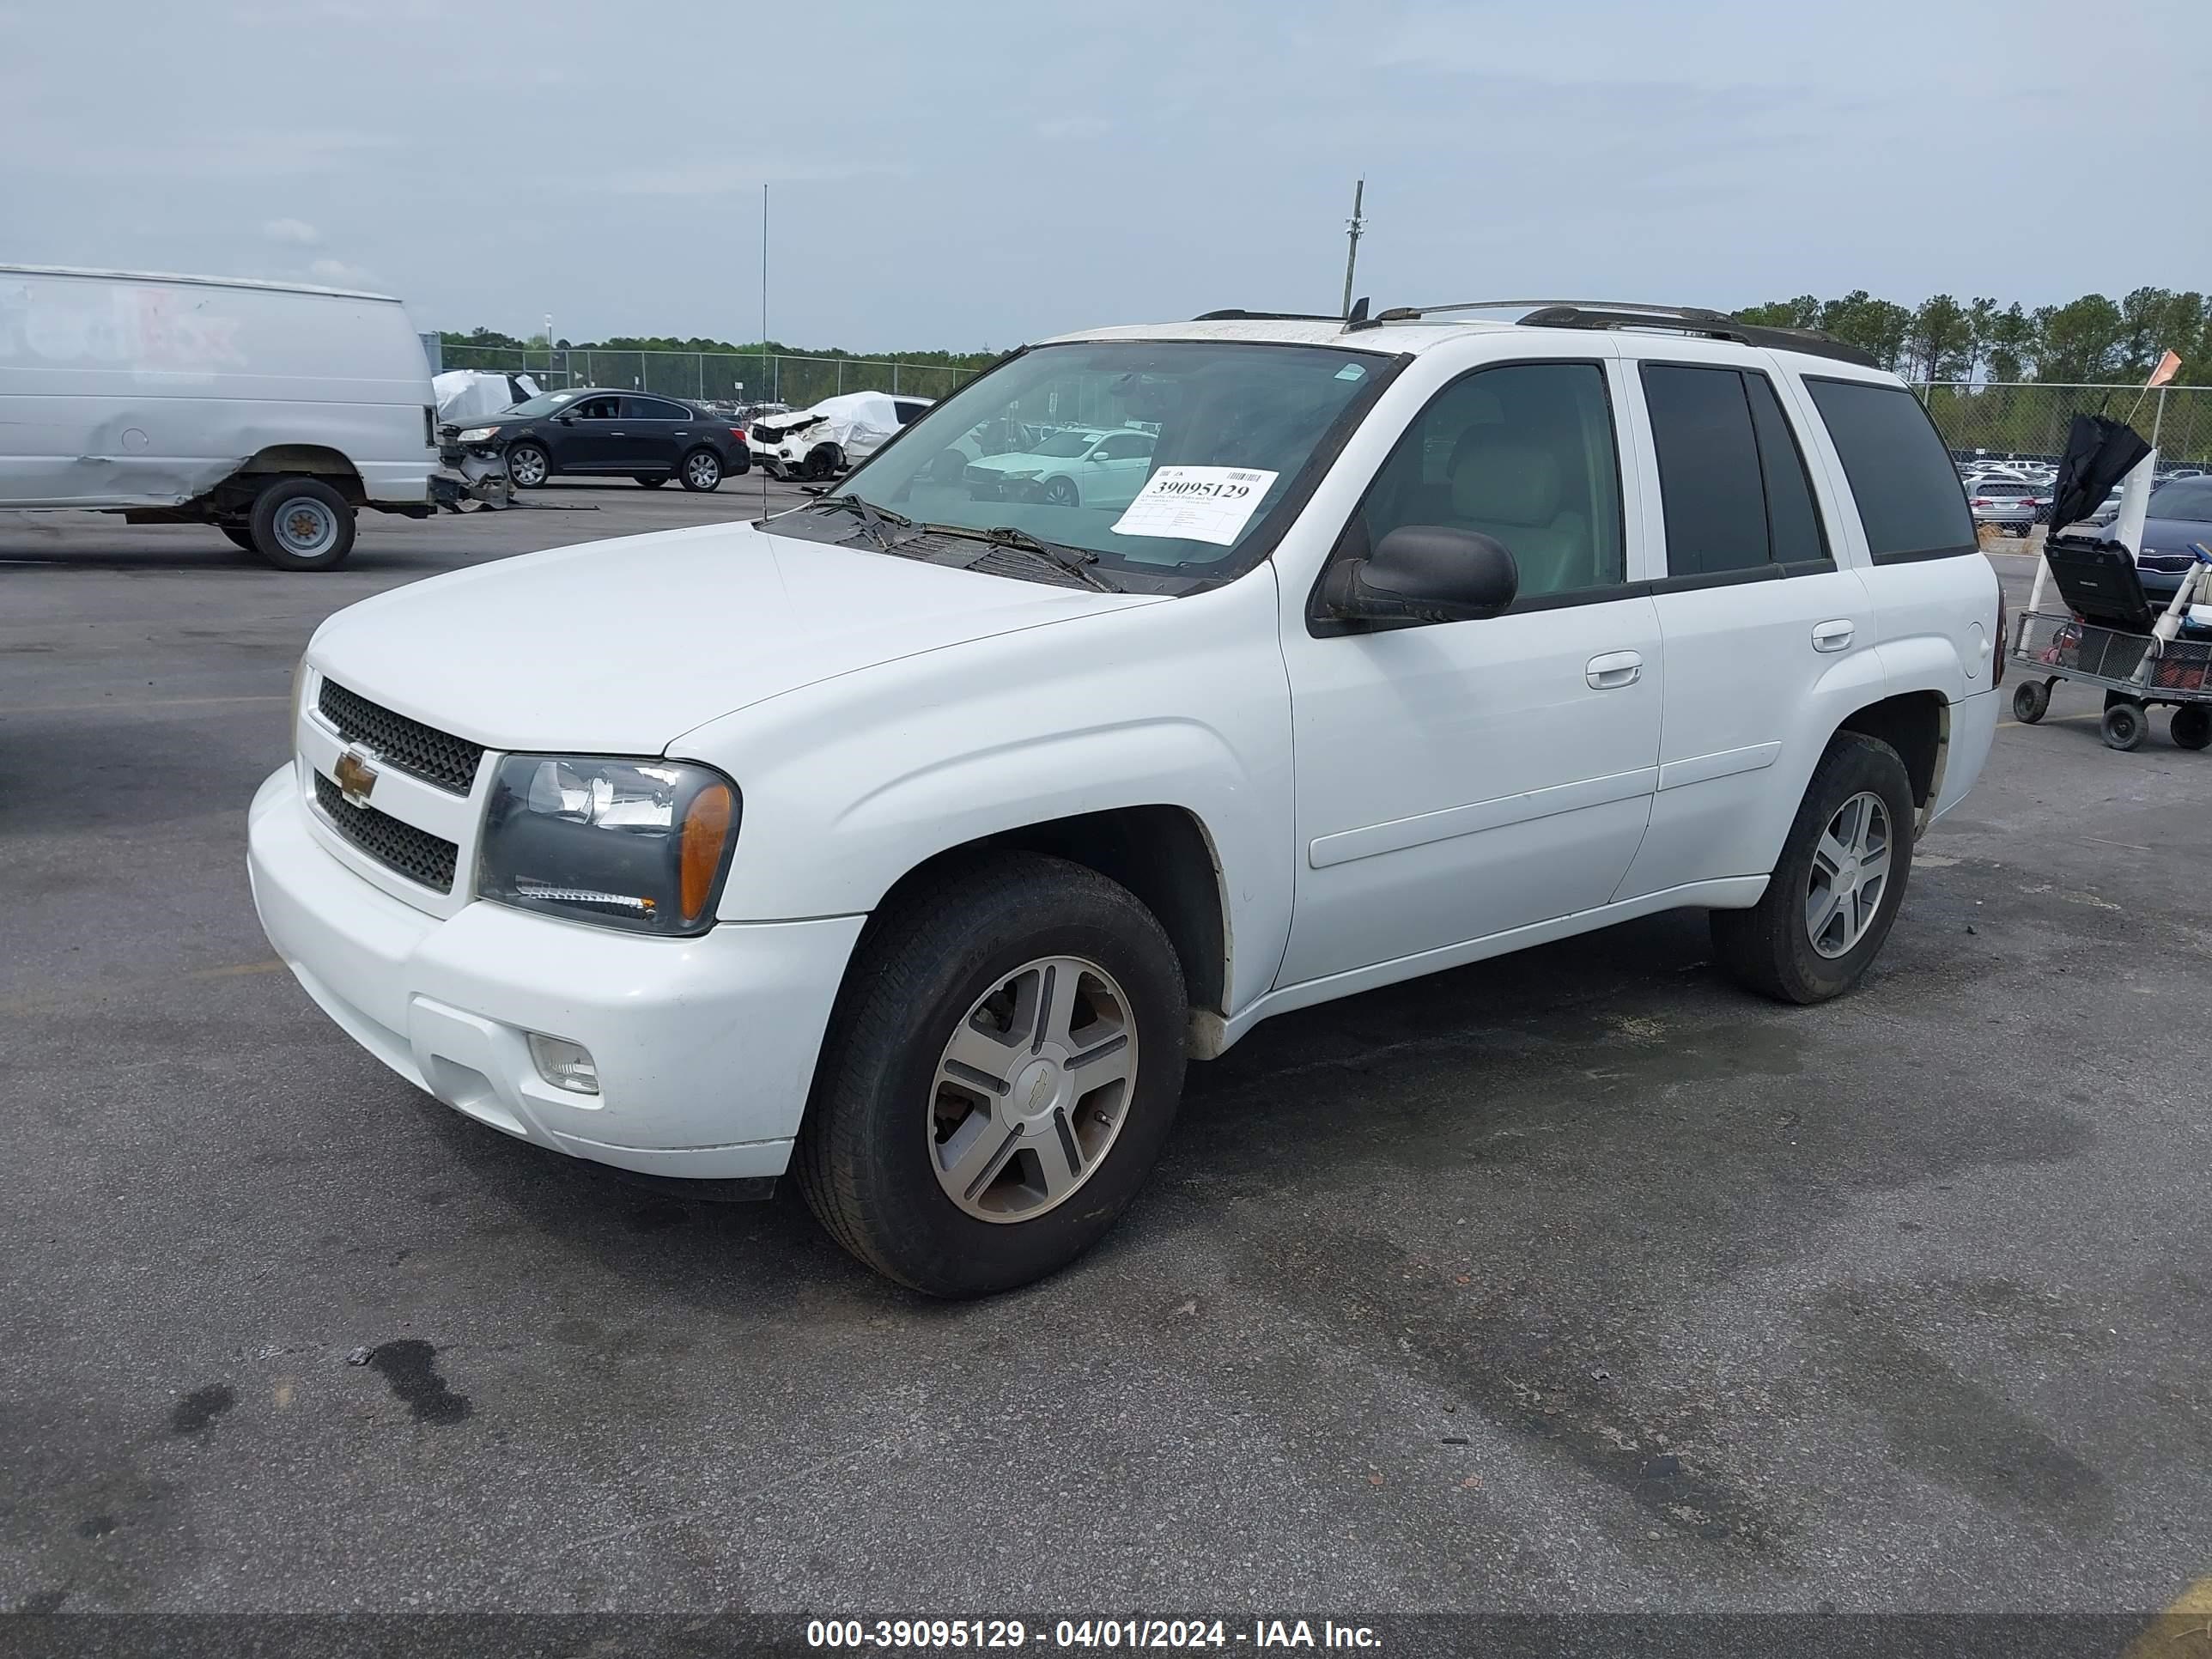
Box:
[456,426,500,443]
[477,756,739,936]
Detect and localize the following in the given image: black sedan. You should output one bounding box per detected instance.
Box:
[443,388,750,492]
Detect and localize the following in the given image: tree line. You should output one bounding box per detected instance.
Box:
[1734,289,2209,385]
[437,327,998,374]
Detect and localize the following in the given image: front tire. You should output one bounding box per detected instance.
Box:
[678,447,722,492]
[506,442,550,489]
[1042,475,1079,507]
[794,854,1188,1297]
[1711,732,1917,1005]
[246,477,355,571]
[2101,702,2146,750]
[2011,680,2050,724]
[634,474,668,489]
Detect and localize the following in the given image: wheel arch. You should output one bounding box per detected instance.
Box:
[234,446,367,503]
[854,804,1231,1041]
[1834,689,1949,823]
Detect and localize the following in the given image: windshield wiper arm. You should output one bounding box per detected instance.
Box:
[806,493,914,544]
[919,523,1121,592]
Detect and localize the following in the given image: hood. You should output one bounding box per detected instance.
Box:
[966,452,1057,475]
[308,521,1163,754]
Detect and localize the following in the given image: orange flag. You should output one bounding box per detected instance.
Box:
[2148,349,2181,388]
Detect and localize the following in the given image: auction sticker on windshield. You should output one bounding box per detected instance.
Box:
[1110,465,1279,546]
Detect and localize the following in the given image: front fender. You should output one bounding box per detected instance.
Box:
[672,569,1297,1016]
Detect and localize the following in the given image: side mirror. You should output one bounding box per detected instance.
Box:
[555,415,574,426]
[1325,525,1518,624]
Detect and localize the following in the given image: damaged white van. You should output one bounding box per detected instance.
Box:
[249,301,2002,1295]
[0,265,439,569]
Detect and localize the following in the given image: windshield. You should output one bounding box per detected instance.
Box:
[2149,479,2212,520]
[505,389,584,417]
[816,340,1390,576]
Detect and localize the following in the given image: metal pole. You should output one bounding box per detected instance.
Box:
[1340,178,1364,319]
[893,364,900,394]
[2150,386,2167,452]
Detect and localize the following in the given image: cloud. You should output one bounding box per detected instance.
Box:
[308,257,373,286]
[263,216,321,246]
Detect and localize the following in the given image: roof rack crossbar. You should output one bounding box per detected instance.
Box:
[1361,298,1879,369]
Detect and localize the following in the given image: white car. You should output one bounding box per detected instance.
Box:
[961,426,1158,507]
[748,390,933,479]
[248,302,2001,1295]
[0,264,440,569]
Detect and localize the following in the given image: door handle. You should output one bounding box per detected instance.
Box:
[1812,619,1855,653]
[1586,650,1643,690]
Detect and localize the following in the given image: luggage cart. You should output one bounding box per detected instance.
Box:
[2008,611,2212,750]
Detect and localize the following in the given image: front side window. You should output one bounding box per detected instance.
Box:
[806,340,1392,578]
[570,396,619,421]
[1342,362,1625,604]
[1804,377,1977,562]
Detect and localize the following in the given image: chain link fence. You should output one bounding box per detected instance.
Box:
[432,343,980,409]
[1912,382,2212,467]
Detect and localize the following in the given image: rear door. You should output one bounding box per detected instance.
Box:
[1613,349,1879,898]
[622,397,695,471]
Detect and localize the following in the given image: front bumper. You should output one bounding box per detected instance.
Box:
[246,765,863,1180]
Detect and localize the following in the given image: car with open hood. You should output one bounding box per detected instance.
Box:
[250,301,2001,1295]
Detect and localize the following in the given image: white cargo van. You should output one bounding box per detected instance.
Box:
[0,265,440,569]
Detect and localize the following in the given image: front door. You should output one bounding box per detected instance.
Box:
[1278,358,1663,988]
[551,393,625,473]
[1081,430,1158,507]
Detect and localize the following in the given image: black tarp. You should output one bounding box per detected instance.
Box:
[2047,412,2151,534]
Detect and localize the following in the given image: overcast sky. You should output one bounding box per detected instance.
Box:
[5,0,2207,353]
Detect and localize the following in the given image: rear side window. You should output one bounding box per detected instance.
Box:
[1742,374,1827,564]
[1641,364,1790,577]
[1805,378,1977,562]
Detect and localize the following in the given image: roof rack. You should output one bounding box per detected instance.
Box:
[1352,299,1879,368]
[1192,307,1356,324]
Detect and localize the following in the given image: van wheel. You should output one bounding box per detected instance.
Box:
[678,448,722,492]
[247,477,356,571]
[794,854,1188,1297]
[1711,732,1916,1005]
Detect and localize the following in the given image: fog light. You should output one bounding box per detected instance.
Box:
[526,1032,600,1096]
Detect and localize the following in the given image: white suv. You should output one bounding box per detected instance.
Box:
[247,302,2002,1296]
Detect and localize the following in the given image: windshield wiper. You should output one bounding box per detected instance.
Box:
[919,523,1121,592]
[805,493,914,545]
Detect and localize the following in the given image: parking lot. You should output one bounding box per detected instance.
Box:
[3,495,2209,1621]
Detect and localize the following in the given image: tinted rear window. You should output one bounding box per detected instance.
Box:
[1641,364,1769,576]
[1805,379,1977,562]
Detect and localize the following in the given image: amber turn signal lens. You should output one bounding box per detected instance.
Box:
[678,782,735,923]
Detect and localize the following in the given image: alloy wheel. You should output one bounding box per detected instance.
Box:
[1805,790,1891,959]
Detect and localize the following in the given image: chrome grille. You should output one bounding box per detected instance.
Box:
[317,679,483,795]
[313,771,459,893]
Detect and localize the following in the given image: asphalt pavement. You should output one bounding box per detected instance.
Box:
[3,501,2208,1626]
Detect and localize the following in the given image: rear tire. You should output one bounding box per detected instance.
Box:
[2011,680,2050,724]
[2172,705,2212,750]
[2101,702,2146,751]
[794,854,1188,1297]
[246,477,355,572]
[678,448,722,492]
[1711,732,1916,1005]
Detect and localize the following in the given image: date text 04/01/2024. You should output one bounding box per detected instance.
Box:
[804,1619,1382,1650]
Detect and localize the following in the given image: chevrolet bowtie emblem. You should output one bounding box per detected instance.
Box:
[334,749,379,808]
